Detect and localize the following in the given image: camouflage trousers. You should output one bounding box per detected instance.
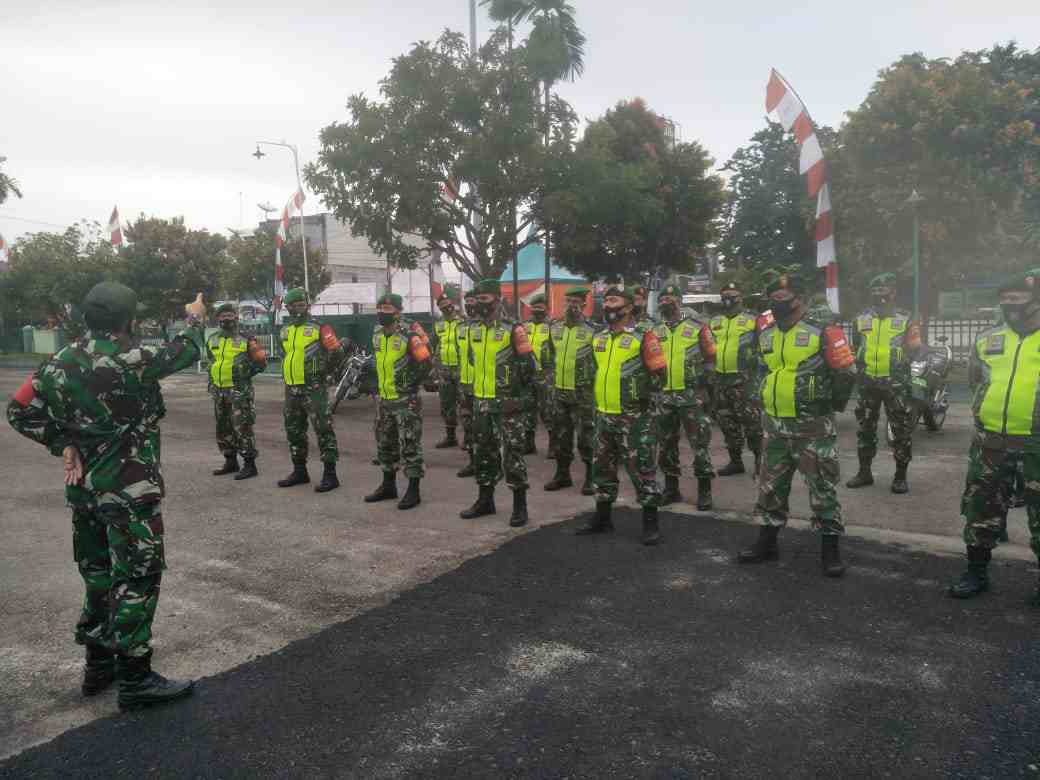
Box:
[714,374,762,457]
[854,379,916,465]
[523,380,554,441]
[438,365,460,428]
[72,501,165,658]
[284,384,338,465]
[459,384,474,453]
[594,411,661,508]
[472,398,528,489]
[377,394,425,479]
[754,433,844,535]
[551,388,595,466]
[657,397,715,479]
[961,441,1040,555]
[213,385,257,459]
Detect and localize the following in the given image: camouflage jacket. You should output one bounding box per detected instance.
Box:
[7,325,204,508]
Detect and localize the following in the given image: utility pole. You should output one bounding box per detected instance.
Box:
[907,190,925,320]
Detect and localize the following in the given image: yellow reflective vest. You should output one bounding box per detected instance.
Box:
[654,319,710,393]
[710,312,757,375]
[524,320,551,371]
[280,323,323,386]
[855,310,911,380]
[457,321,474,386]
[972,326,1040,439]
[434,318,460,367]
[593,328,660,414]
[207,334,250,389]
[469,322,516,400]
[549,320,596,391]
[759,320,826,419]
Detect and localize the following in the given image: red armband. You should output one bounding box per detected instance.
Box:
[12,373,36,407]
[824,325,855,369]
[699,325,717,360]
[642,331,667,372]
[409,335,431,362]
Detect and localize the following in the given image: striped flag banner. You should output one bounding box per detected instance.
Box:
[0,232,9,265]
[765,69,839,313]
[274,188,305,299]
[107,206,123,247]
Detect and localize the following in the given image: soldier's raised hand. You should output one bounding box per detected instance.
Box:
[185,293,206,322]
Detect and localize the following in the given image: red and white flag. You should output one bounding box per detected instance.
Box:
[0,232,9,265]
[273,188,305,298]
[439,176,459,206]
[107,206,123,247]
[765,69,839,313]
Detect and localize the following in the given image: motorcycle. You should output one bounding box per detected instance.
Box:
[887,337,952,444]
[331,348,376,413]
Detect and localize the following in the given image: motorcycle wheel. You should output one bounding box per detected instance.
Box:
[924,407,945,432]
[331,385,348,414]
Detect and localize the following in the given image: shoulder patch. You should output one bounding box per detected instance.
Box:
[795,331,811,347]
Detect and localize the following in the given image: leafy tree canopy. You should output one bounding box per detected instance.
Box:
[223,228,329,311]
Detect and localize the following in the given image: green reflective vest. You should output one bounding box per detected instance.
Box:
[470,322,515,400]
[710,313,756,375]
[973,326,1040,437]
[593,329,650,415]
[525,321,551,371]
[550,321,595,391]
[374,328,412,401]
[654,319,706,392]
[856,311,910,379]
[207,334,249,389]
[759,320,827,419]
[280,323,322,386]
[457,322,473,386]
[434,318,459,367]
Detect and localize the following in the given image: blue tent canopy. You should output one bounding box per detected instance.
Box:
[497,241,585,283]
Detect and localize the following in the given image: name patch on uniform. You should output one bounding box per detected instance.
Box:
[681,327,694,339]
[620,335,633,349]
[857,316,873,332]
[471,329,483,342]
[985,334,1005,354]
[493,328,505,341]
[303,327,315,337]
[891,318,906,330]
[737,317,751,327]
[795,331,811,347]
[594,338,607,352]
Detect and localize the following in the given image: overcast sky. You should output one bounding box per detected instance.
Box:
[1,0,1035,243]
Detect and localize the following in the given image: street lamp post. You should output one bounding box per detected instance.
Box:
[907,189,925,320]
[254,140,310,297]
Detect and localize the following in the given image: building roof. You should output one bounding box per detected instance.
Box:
[497,241,585,283]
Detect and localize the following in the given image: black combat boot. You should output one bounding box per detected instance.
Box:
[890,463,909,494]
[213,451,239,476]
[580,461,595,496]
[82,645,116,697]
[660,475,682,506]
[460,485,496,518]
[314,462,340,493]
[544,461,573,491]
[117,652,194,711]
[696,478,714,511]
[641,506,661,546]
[277,462,310,487]
[737,526,780,563]
[397,478,421,510]
[234,457,258,481]
[717,451,745,477]
[948,546,991,599]
[576,501,613,535]
[365,471,398,502]
[457,454,476,478]
[821,534,846,578]
[845,455,874,488]
[509,489,528,527]
[434,427,458,449]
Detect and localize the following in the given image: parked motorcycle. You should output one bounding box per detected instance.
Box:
[887,337,952,444]
[331,348,376,413]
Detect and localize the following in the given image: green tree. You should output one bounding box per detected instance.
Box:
[306,29,576,282]
[543,98,725,281]
[223,228,330,311]
[0,155,21,204]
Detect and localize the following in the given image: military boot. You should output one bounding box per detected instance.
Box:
[234,457,258,481]
[434,427,458,449]
[460,485,496,519]
[890,463,909,494]
[576,501,613,535]
[660,475,682,506]
[277,462,310,487]
[82,645,116,697]
[582,461,599,497]
[737,526,780,563]
[314,462,340,493]
[845,455,874,488]
[948,546,991,599]
[509,489,528,527]
[641,506,661,546]
[397,478,421,510]
[457,454,476,478]
[821,534,846,578]
[544,461,573,491]
[213,451,239,476]
[117,652,194,711]
[696,478,714,511]
[365,471,398,502]
[717,451,745,477]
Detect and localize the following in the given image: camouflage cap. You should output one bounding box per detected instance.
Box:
[82,282,138,330]
[215,302,237,316]
[475,279,501,296]
[998,268,1040,297]
[604,285,634,303]
[659,283,682,299]
[869,272,897,289]
[564,286,589,299]
[529,293,547,306]
[283,288,308,306]
[377,293,404,310]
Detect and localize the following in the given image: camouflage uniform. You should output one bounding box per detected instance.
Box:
[457,317,476,457]
[753,306,857,535]
[523,317,553,447]
[373,319,432,479]
[206,330,266,460]
[545,316,597,468]
[432,316,461,428]
[7,325,203,658]
[709,310,763,460]
[280,318,345,466]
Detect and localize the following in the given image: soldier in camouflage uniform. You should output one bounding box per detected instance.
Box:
[949,268,1040,603]
[709,282,763,476]
[7,282,202,709]
[543,287,597,495]
[737,267,857,577]
[577,285,668,545]
[654,283,717,511]
[276,288,346,493]
[456,290,478,478]
[522,293,553,455]
[364,293,433,510]
[459,279,536,527]
[207,302,267,480]
[431,287,461,449]
[845,273,923,494]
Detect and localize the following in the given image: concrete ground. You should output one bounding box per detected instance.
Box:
[1,368,1036,774]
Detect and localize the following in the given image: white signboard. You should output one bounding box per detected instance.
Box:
[314,283,380,306]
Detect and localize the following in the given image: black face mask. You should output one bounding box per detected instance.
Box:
[377,312,398,327]
[871,294,892,308]
[659,302,678,320]
[604,306,626,324]
[771,298,797,320]
[722,297,741,312]
[474,300,495,319]
[565,306,582,323]
[531,310,547,322]
[464,301,476,318]
[219,319,236,332]
[289,309,308,323]
[440,305,454,318]
[1001,301,1039,330]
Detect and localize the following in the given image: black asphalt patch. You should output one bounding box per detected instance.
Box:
[4,510,1039,779]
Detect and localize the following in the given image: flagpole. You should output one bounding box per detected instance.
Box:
[255,140,309,296]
